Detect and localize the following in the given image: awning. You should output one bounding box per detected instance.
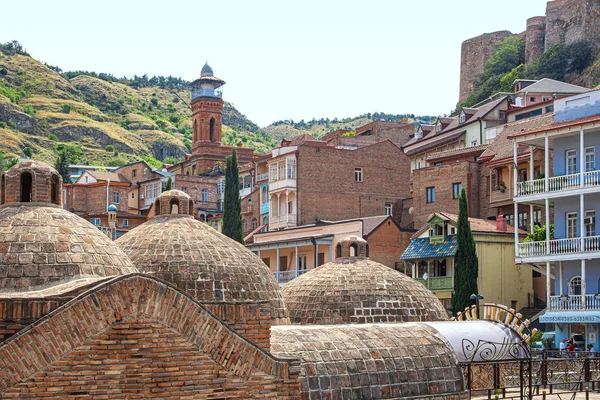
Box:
[539,311,600,324]
[425,320,530,363]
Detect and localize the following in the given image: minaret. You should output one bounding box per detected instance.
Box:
[107,203,117,240]
[189,63,225,153]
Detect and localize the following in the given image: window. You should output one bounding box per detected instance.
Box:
[181,187,188,193]
[567,212,578,238]
[426,187,435,203]
[354,168,363,182]
[491,170,498,192]
[269,163,278,182]
[202,188,208,202]
[278,161,285,182]
[145,183,161,200]
[217,180,225,194]
[499,110,506,120]
[533,209,542,225]
[385,203,393,216]
[471,138,478,146]
[434,162,442,167]
[436,122,442,132]
[90,218,101,226]
[287,159,296,179]
[585,146,595,172]
[298,255,307,271]
[131,193,135,199]
[566,149,577,175]
[530,97,536,103]
[585,210,595,237]
[122,219,129,227]
[132,169,137,178]
[569,276,582,296]
[459,112,465,123]
[416,161,421,169]
[20,172,32,202]
[449,226,456,235]
[452,183,462,199]
[113,191,120,204]
[505,214,514,226]
[518,212,528,229]
[288,201,293,214]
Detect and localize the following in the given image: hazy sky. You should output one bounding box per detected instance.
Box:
[1,0,548,126]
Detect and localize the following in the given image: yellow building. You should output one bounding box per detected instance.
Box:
[401,212,532,313]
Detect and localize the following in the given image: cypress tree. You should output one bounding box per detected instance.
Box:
[451,188,479,315]
[163,176,172,192]
[54,151,70,183]
[222,149,244,244]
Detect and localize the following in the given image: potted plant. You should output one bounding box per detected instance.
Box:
[498,181,507,193]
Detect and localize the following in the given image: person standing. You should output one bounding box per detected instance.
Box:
[587,344,596,358]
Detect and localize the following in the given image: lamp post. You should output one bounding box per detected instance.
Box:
[470,293,484,319]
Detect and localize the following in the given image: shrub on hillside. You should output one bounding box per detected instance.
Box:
[22,147,33,158]
[61,104,72,113]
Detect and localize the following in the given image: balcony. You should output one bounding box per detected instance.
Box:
[269,178,296,192]
[256,173,268,183]
[270,214,297,229]
[490,189,512,204]
[191,88,222,99]
[516,170,600,198]
[240,187,252,198]
[241,204,253,214]
[273,269,308,286]
[517,235,600,260]
[414,276,453,292]
[549,294,600,311]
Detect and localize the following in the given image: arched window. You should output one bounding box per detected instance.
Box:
[418,261,428,278]
[209,117,215,142]
[349,243,358,257]
[0,173,5,205]
[154,199,161,215]
[20,172,32,202]
[336,244,342,258]
[365,243,369,257]
[251,218,258,230]
[193,119,198,142]
[569,276,582,296]
[51,174,60,205]
[188,200,194,216]
[170,198,180,214]
[242,219,248,232]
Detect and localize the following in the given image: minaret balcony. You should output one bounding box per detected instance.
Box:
[192,88,222,100]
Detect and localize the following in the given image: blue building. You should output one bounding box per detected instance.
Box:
[511,89,600,349]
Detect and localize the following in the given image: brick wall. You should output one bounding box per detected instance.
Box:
[173,174,219,213]
[204,301,272,351]
[115,161,161,184]
[241,188,261,235]
[412,161,484,227]
[3,162,62,206]
[0,274,301,398]
[366,220,414,270]
[297,141,410,225]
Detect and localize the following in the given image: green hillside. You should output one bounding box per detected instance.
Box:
[0,41,275,168]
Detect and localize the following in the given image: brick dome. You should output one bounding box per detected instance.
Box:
[153,189,195,217]
[115,213,290,324]
[0,161,138,292]
[282,252,448,325]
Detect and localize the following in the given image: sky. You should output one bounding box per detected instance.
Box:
[0,0,549,126]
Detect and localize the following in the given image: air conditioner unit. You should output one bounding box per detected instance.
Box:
[585,216,595,225]
[140,194,145,199]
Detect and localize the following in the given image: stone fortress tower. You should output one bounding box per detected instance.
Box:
[458,0,600,104]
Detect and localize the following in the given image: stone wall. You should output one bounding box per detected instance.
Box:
[525,16,547,63]
[458,31,513,104]
[297,141,411,225]
[545,0,600,51]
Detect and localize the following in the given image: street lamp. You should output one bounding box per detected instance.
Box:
[470,293,484,319]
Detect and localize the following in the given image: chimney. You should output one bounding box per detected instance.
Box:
[496,215,507,232]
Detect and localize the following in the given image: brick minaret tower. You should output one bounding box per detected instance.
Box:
[189,63,225,154]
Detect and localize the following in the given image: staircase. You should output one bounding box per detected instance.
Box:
[518,296,547,332]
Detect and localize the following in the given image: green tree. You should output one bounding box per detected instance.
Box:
[222,148,243,244]
[451,189,479,315]
[54,150,70,182]
[524,224,554,242]
[0,150,18,173]
[22,147,33,158]
[163,176,172,192]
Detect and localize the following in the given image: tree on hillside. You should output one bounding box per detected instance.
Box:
[163,176,172,192]
[451,189,479,315]
[222,149,244,244]
[54,151,70,182]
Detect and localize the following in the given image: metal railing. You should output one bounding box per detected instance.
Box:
[273,269,308,285]
[518,235,600,258]
[516,170,600,197]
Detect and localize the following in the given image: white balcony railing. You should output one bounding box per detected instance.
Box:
[518,235,600,258]
[270,214,297,228]
[239,187,252,198]
[269,178,296,192]
[273,269,308,285]
[516,170,600,197]
[256,173,268,182]
[549,295,600,311]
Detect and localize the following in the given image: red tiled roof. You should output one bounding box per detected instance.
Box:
[426,144,489,162]
[411,212,527,239]
[86,171,128,183]
[480,114,554,163]
[507,114,600,139]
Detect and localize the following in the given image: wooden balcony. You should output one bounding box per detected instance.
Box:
[414,276,453,292]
